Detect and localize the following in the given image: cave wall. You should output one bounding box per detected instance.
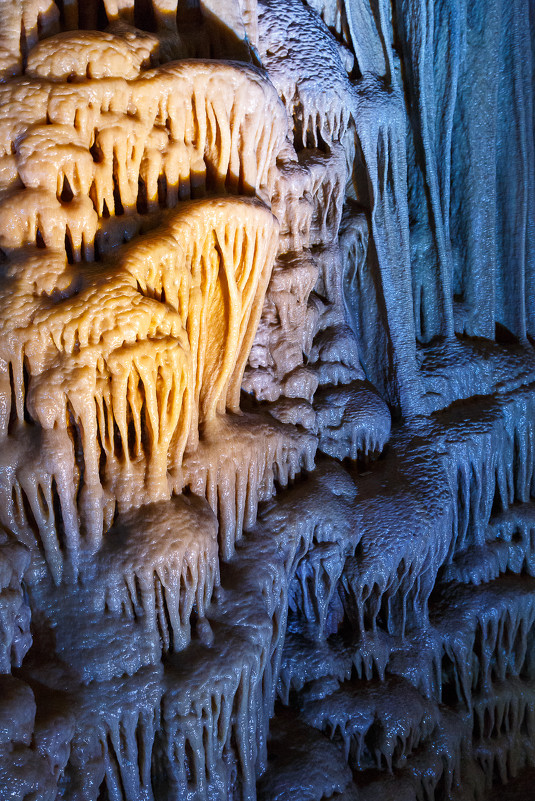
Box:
[0,1,534,799]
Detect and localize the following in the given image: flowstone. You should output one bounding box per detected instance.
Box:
[0,1,533,800]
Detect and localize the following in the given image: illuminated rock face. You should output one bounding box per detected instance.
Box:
[0,1,533,800]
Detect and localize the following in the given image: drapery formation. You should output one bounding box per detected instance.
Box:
[0,2,534,801]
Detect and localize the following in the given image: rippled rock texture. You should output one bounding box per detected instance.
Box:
[0,0,533,799]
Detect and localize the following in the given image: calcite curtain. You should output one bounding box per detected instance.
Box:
[0,1,533,800]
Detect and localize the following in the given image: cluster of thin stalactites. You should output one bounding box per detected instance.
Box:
[0,31,294,580]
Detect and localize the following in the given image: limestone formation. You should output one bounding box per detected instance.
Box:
[0,1,533,800]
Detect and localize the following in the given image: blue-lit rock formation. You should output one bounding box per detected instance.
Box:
[0,0,533,799]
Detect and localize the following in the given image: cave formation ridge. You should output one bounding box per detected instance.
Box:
[0,1,534,800]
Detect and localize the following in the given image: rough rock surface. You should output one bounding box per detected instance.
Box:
[0,0,533,800]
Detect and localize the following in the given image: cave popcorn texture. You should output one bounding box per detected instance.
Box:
[0,0,533,799]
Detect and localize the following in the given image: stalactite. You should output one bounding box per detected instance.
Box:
[0,1,533,800]
[257,0,354,150]
[243,251,319,403]
[0,528,31,672]
[0,0,59,79]
[181,415,318,560]
[257,714,355,801]
[94,495,219,654]
[300,676,438,771]
[0,195,279,567]
[304,0,351,48]
[0,61,288,212]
